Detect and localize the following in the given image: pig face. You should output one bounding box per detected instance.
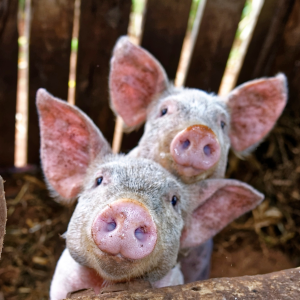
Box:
[138,88,230,183]
[67,156,186,282]
[36,89,187,283]
[109,36,287,184]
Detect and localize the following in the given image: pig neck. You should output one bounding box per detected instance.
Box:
[51,248,181,298]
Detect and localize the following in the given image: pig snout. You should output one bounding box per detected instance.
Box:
[91,199,157,260]
[170,125,221,175]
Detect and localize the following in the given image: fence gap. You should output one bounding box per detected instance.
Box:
[112,0,147,154]
[218,0,264,96]
[67,0,81,105]
[185,0,246,93]
[175,0,206,87]
[15,0,31,167]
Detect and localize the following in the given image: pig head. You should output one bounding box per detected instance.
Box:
[0,176,6,259]
[109,36,287,184]
[37,90,264,298]
[37,89,187,299]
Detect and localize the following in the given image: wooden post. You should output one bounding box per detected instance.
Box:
[75,0,131,147]
[185,0,246,93]
[0,0,18,167]
[65,267,300,299]
[27,0,75,164]
[0,176,6,259]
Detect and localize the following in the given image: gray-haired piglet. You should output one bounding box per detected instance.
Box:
[37,89,264,299]
[110,36,287,184]
[109,37,287,283]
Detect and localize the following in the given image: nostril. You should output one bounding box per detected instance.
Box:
[135,227,147,242]
[106,221,116,232]
[181,139,190,150]
[203,145,212,156]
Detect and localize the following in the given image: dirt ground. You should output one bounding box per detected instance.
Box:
[0,111,300,299]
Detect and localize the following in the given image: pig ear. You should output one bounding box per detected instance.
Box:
[180,179,264,249]
[36,89,112,204]
[227,73,287,153]
[0,176,7,259]
[109,36,169,128]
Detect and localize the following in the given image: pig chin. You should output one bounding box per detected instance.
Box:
[173,163,217,184]
[95,252,157,281]
[157,152,217,184]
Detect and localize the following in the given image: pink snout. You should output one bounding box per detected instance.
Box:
[170,125,221,176]
[91,199,157,260]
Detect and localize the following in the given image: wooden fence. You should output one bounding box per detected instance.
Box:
[0,0,299,168]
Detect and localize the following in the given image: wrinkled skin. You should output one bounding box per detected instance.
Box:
[37,89,264,299]
[109,36,287,283]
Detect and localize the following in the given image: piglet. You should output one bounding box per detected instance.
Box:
[37,90,264,299]
[109,36,287,184]
[109,37,286,282]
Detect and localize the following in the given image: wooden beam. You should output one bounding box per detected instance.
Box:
[269,0,300,112]
[236,0,295,86]
[141,0,193,80]
[0,0,18,167]
[65,267,300,299]
[185,0,246,93]
[0,176,6,259]
[75,0,131,146]
[27,0,75,164]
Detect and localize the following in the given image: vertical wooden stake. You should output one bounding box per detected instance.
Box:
[0,177,7,259]
[112,116,124,154]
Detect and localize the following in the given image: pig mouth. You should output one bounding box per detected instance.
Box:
[95,251,151,281]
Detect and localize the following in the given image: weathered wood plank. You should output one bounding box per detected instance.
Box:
[75,0,131,146]
[0,0,18,167]
[65,267,300,300]
[236,0,295,86]
[27,0,75,164]
[185,0,246,93]
[141,0,193,80]
[270,0,300,113]
[0,176,6,259]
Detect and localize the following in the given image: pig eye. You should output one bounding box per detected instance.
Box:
[171,195,178,207]
[220,121,226,129]
[95,176,103,186]
[160,108,168,116]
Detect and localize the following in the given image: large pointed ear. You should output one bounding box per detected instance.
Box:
[109,36,169,128]
[0,176,6,259]
[36,89,112,204]
[180,179,264,248]
[227,73,287,153]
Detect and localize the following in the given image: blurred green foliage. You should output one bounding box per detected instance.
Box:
[132,0,145,14]
[19,0,25,10]
[71,38,78,52]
